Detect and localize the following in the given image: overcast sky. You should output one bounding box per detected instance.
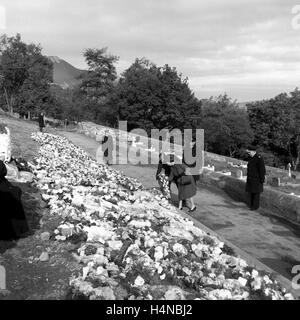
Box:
[1,0,300,101]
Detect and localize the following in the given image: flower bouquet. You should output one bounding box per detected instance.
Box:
[157,172,171,200]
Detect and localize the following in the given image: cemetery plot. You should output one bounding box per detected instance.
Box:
[29,132,294,300]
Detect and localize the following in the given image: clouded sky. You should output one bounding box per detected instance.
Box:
[1,0,300,101]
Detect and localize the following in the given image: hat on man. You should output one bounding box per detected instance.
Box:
[246,144,258,153]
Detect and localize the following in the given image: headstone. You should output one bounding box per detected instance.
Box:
[5,163,19,180]
[287,163,292,178]
[233,169,243,179]
[270,177,280,187]
[0,127,12,162]
[18,171,34,183]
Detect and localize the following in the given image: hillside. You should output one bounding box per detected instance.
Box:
[49,56,85,89]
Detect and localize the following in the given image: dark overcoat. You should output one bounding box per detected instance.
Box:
[0,161,29,240]
[101,135,113,160]
[38,114,45,128]
[245,154,266,193]
[169,164,196,201]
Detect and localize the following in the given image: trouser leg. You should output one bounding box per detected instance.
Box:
[251,193,260,210]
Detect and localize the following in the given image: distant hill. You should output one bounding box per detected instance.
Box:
[49,56,86,89]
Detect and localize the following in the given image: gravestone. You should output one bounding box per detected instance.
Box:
[287,163,292,178]
[5,163,19,180]
[270,177,280,187]
[18,171,34,183]
[0,126,12,162]
[232,169,243,179]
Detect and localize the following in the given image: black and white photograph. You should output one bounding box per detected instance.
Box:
[0,0,300,307]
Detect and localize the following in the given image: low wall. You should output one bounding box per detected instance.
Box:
[200,170,300,225]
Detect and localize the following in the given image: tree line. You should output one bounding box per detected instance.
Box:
[0,34,299,170]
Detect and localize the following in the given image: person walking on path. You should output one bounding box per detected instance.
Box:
[245,146,266,211]
[38,112,45,132]
[168,155,197,212]
[101,129,113,166]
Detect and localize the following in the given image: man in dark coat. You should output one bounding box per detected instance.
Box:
[38,112,45,132]
[0,161,29,240]
[245,146,266,210]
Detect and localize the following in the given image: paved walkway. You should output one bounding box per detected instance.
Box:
[62,131,300,281]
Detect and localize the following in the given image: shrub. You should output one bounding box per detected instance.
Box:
[0,122,7,134]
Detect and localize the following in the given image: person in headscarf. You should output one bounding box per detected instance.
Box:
[168,154,197,212]
[101,129,113,165]
[0,160,29,240]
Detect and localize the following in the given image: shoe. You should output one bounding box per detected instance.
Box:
[189,206,197,212]
[179,207,183,210]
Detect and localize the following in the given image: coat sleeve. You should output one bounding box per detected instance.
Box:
[156,160,163,178]
[258,157,266,183]
[168,168,174,182]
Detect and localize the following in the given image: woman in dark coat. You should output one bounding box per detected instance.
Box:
[38,112,45,132]
[169,158,197,212]
[0,161,29,240]
[101,130,113,165]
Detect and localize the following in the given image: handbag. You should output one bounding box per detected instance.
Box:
[178,175,192,185]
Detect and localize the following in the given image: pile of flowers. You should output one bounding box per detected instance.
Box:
[31,132,294,300]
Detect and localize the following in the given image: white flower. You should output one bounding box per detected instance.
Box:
[263,275,272,285]
[252,270,259,278]
[134,276,145,287]
[251,277,262,291]
[172,243,187,255]
[238,277,248,287]
[154,246,164,261]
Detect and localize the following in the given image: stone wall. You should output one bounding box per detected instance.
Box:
[200,169,300,225]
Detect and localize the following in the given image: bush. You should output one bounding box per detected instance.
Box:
[0,122,7,134]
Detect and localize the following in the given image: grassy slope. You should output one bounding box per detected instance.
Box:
[0,114,40,161]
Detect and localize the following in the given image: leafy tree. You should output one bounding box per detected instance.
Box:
[200,94,254,157]
[77,47,119,124]
[0,33,53,115]
[247,89,300,170]
[114,58,202,133]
